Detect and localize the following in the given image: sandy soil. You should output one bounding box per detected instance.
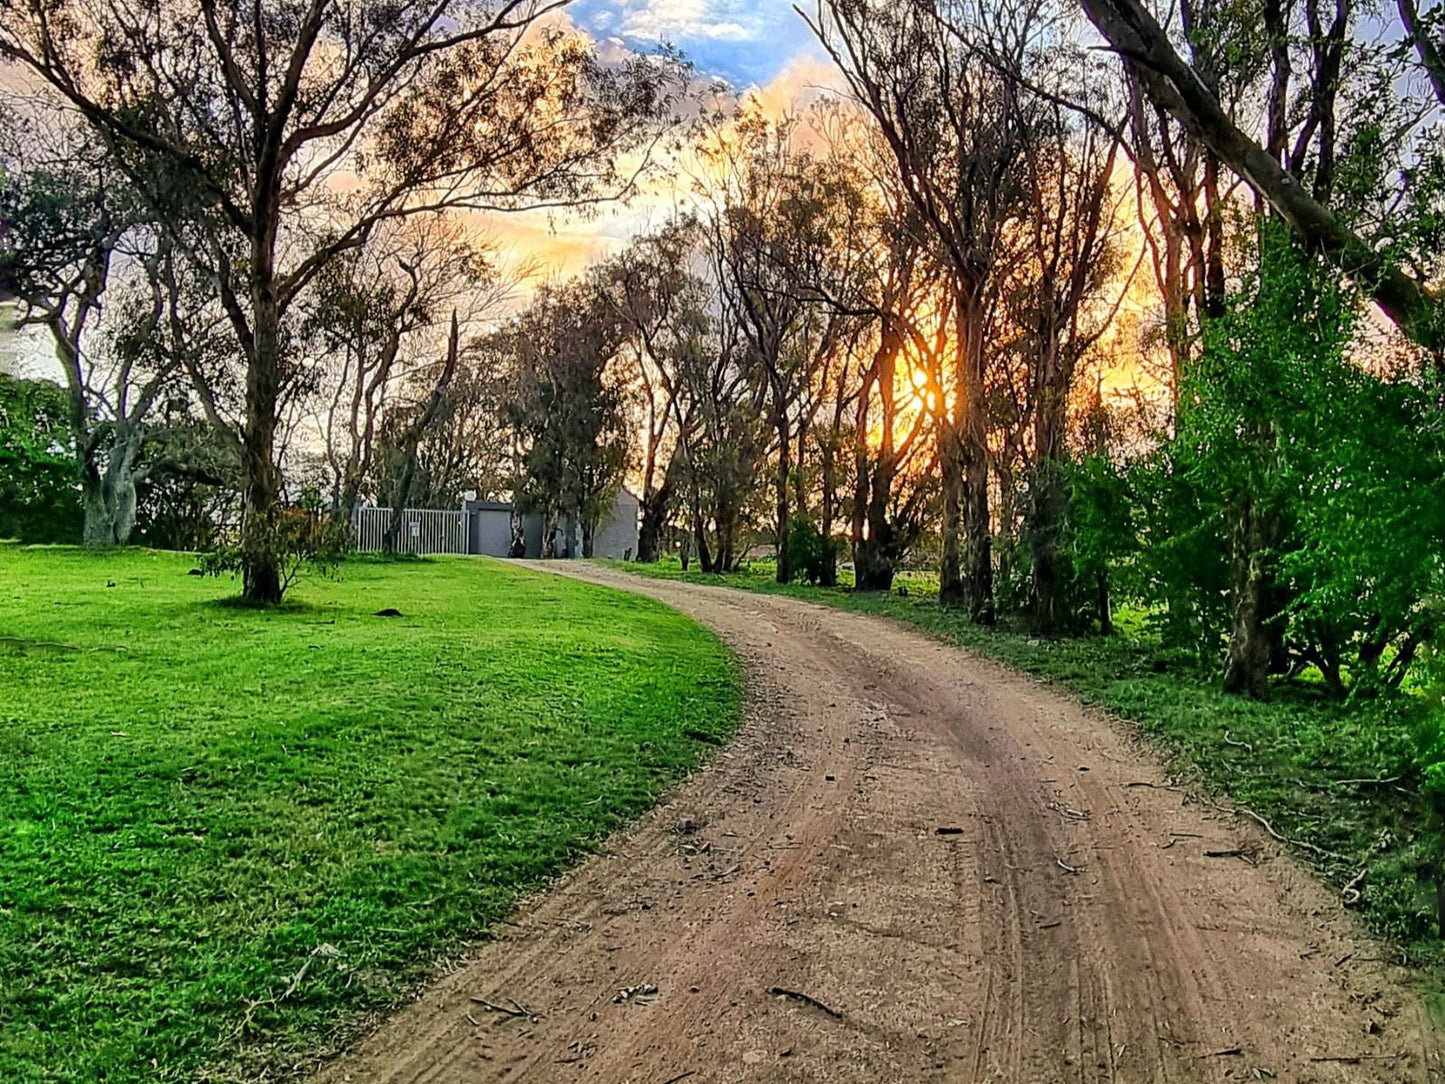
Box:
[316,563,1440,1083]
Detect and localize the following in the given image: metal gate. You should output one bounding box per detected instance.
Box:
[352,506,467,555]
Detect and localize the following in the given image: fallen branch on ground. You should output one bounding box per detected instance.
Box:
[1204,848,1256,864]
[1341,867,1367,906]
[470,996,533,1018]
[768,985,843,1019]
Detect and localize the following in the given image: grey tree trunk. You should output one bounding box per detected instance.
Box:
[81,433,142,547]
[241,225,285,602]
[1222,498,1280,698]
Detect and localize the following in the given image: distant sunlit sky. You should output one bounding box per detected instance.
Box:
[572,0,826,87]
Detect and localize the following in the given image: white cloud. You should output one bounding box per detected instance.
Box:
[618,0,766,43]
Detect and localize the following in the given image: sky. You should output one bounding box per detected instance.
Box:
[572,0,826,88]
[474,0,842,288]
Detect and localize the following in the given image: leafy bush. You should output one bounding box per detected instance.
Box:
[0,374,81,543]
[782,517,839,586]
[200,498,349,602]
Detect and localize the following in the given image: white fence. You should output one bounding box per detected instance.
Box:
[352,506,467,555]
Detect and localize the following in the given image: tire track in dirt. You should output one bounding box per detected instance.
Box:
[315,563,1438,1083]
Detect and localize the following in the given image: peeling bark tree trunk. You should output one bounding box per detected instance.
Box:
[81,429,143,547]
[1221,496,1283,698]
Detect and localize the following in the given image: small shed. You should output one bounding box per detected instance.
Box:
[464,500,515,557]
[459,489,639,560]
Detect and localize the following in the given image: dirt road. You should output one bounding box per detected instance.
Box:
[319,564,1437,1083]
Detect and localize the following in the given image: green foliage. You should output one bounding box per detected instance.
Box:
[0,153,121,301]
[0,546,739,1083]
[1061,452,1135,621]
[1074,227,1444,693]
[780,517,839,585]
[0,375,81,543]
[132,416,243,552]
[502,280,631,547]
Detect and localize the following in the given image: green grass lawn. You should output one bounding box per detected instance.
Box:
[612,556,1441,969]
[0,545,738,1083]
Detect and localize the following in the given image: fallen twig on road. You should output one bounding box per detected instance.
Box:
[1204,848,1256,864]
[769,985,843,1019]
[470,996,533,1018]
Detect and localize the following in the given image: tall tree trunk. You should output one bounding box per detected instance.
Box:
[1028,462,1066,636]
[938,423,964,605]
[818,442,838,588]
[1029,334,1068,636]
[241,227,285,602]
[80,429,142,547]
[1098,570,1114,636]
[774,415,792,584]
[636,477,671,563]
[959,294,994,624]
[853,328,903,592]
[961,442,994,624]
[1221,496,1280,698]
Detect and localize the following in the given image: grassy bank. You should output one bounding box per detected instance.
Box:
[610,556,1438,969]
[0,546,738,1083]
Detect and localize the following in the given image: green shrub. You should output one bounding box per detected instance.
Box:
[782,517,838,586]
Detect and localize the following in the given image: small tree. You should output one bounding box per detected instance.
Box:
[505,279,631,557]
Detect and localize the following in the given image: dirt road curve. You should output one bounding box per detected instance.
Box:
[319,564,1438,1084]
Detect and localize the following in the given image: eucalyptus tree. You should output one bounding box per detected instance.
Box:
[595,217,701,562]
[1008,53,1134,635]
[505,278,631,558]
[0,115,177,546]
[806,0,1039,621]
[0,0,687,600]
[304,216,503,519]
